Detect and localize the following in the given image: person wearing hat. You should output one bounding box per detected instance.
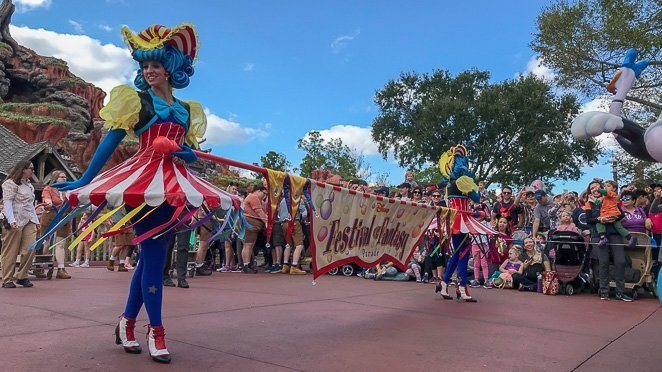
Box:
[374,186,390,197]
[52,23,242,363]
[532,189,552,238]
[397,182,411,200]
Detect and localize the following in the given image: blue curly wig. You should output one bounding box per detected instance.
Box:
[132,44,194,90]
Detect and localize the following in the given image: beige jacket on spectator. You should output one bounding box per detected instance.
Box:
[2,179,39,228]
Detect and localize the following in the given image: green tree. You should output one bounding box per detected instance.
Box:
[371,69,601,187]
[297,130,359,180]
[614,151,662,188]
[260,151,292,172]
[531,0,661,110]
[414,166,442,186]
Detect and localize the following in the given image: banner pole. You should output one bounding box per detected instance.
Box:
[193,150,268,177]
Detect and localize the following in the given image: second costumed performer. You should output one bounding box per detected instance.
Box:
[435,145,497,302]
[55,24,241,363]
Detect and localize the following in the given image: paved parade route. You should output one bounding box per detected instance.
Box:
[1,267,660,371]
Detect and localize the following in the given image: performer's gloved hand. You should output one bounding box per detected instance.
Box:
[173,144,198,163]
[473,211,484,219]
[468,190,481,203]
[54,129,126,190]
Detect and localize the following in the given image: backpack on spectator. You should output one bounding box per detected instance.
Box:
[542,271,559,295]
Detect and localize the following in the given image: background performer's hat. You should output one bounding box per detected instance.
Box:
[452,145,467,157]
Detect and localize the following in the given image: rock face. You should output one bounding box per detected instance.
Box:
[0,0,127,172]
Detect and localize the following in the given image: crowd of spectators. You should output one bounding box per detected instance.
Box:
[355,173,661,302]
[1,162,661,304]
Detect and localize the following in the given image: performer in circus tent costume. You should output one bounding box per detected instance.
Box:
[54,24,241,363]
[435,145,497,302]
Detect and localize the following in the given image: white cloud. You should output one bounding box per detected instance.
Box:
[98,24,113,32]
[243,63,254,72]
[518,56,556,81]
[331,29,360,53]
[204,108,269,146]
[579,95,610,113]
[316,125,380,156]
[15,0,51,12]
[68,20,84,34]
[9,25,135,94]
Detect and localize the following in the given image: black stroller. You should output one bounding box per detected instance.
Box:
[546,229,591,295]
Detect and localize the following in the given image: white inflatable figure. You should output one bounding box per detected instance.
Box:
[571,48,661,162]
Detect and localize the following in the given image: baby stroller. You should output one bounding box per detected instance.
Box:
[547,230,590,295]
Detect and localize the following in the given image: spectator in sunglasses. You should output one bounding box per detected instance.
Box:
[429,191,444,207]
[491,186,521,228]
[411,187,423,202]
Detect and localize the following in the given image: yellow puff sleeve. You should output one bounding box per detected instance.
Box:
[184,101,207,149]
[99,85,141,133]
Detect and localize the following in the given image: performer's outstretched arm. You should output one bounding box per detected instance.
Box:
[54,129,126,190]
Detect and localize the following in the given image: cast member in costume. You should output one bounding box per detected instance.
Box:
[55,24,240,363]
[435,145,497,302]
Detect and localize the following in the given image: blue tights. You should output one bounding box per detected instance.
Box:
[443,234,471,287]
[123,205,173,326]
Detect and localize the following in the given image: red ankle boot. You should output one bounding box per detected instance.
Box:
[436,280,453,300]
[147,325,171,363]
[115,314,141,353]
[456,286,478,303]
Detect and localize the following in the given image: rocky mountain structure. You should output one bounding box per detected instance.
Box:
[0,0,118,172]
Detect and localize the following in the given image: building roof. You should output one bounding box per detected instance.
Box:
[0,125,78,182]
[0,125,50,176]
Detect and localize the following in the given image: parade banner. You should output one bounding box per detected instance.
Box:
[310,182,439,279]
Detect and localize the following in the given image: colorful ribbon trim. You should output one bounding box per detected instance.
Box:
[101,206,158,238]
[204,208,233,244]
[132,204,186,245]
[153,206,199,239]
[28,201,91,251]
[89,202,148,251]
[67,203,125,251]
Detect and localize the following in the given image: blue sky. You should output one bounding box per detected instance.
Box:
[12,0,608,193]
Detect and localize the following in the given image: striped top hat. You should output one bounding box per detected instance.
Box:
[121,23,199,61]
[452,145,467,157]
